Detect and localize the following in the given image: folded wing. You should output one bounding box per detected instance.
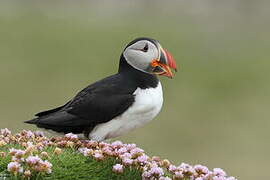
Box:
[25,74,136,134]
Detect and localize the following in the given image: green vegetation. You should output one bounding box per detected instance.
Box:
[46,148,141,180]
[0,145,141,180]
[0,130,236,180]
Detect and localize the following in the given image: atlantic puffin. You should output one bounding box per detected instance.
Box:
[25,37,177,141]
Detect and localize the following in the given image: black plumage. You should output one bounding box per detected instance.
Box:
[25,54,159,136]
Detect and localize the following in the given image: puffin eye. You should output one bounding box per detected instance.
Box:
[141,43,148,52]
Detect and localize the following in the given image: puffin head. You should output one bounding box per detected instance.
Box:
[122,37,177,78]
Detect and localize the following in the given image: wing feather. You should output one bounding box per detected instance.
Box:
[25,73,137,134]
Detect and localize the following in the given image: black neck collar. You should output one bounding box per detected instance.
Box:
[118,54,159,89]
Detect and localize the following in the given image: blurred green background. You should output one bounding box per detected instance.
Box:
[0,0,270,179]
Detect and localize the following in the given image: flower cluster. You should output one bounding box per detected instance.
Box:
[77,140,237,180]
[8,147,52,177]
[7,161,23,174]
[166,163,237,180]
[0,129,53,178]
[0,129,237,180]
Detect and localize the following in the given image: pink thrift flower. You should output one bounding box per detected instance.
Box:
[14,149,25,159]
[179,163,191,169]
[41,140,49,146]
[26,155,41,166]
[168,165,177,172]
[152,156,161,162]
[9,148,17,156]
[85,140,98,148]
[36,143,44,151]
[85,149,94,156]
[126,143,137,151]
[26,130,34,138]
[3,137,9,143]
[78,148,88,154]
[0,128,11,136]
[7,162,23,174]
[79,148,93,156]
[99,142,109,147]
[93,153,104,161]
[213,168,227,177]
[130,147,144,157]
[194,164,209,174]
[179,162,192,169]
[122,158,133,166]
[149,167,164,177]
[120,152,132,160]
[204,172,214,179]
[112,164,124,174]
[149,161,159,168]
[11,156,23,162]
[111,141,123,149]
[137,155,149,164]
[116,147,128,155]
[142,171,152,179]
[179,162,195,175]
[102,147,114,156]
[174,171,184,179]
[39,160,52,174]
[65,133,78,140]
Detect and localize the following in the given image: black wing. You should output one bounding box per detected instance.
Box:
[34,101,71,117]
[25,74,136,134]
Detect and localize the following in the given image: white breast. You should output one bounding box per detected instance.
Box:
[88,82,163,141]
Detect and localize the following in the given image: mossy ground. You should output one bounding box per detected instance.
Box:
[0,144,141,180]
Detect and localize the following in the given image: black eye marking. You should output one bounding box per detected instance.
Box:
[141,43,148,52]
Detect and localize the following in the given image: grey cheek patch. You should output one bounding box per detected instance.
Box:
[123,51,150,73]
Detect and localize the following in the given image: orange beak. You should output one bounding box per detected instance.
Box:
[151,47,177,78]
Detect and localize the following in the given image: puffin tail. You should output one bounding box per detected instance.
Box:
[24,118,38,124]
